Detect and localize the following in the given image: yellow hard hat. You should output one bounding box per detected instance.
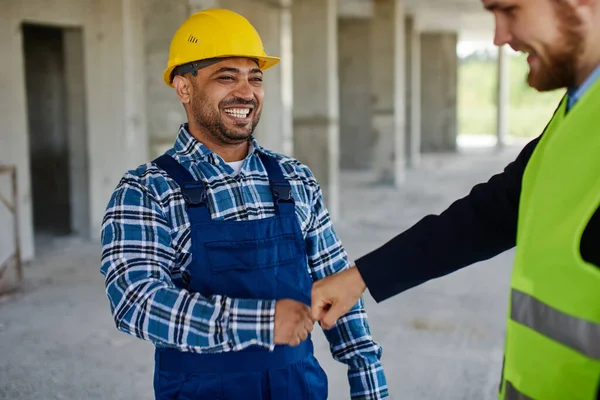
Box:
[163,8,280,87]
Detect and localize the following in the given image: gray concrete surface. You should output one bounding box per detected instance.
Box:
[0,141,527,400]
[420,32,459,153]
[2,0,151,262]
[339,17,374,170]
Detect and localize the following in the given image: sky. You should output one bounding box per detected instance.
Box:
[457,40,518,58]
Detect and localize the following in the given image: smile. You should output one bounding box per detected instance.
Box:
[224,107,252,119]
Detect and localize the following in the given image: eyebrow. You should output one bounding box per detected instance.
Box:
[211,67,263,76]
[483,1,501,11]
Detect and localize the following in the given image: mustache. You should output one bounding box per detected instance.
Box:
[220,98,258,109]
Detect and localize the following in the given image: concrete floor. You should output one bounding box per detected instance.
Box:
[0,140,529,400]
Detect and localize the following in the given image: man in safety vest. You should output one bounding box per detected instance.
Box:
[100,8,388,400]
[311,0,600,398]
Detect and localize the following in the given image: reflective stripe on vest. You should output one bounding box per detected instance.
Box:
[511,289,600,360]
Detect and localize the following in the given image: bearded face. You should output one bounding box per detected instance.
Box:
[186,57,264,145]
[522,1,584,91]
[484,0,585,91]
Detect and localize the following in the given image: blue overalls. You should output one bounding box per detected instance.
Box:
[151,153,328,400]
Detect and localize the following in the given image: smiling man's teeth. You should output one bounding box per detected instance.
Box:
[225,108,250,118]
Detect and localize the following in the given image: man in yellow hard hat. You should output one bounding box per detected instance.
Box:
[100,8,388,400]
[311,0,600,398]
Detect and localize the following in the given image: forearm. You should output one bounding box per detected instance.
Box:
[104,269,276,352]
[100,179,276,353]
[323,298,388,399]
[304,172,388,397]
[355,193,516,301]
[356,136,541,302]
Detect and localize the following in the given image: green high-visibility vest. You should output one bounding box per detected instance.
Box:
[499,80,600,399]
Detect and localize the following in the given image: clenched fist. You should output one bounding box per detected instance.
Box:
[274,299,314,347]
[311,266,366,330]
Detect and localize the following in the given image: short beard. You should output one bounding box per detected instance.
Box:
[190,88,260,145]
[527,0,584,91]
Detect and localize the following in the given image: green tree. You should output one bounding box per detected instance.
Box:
[458,52,564,138]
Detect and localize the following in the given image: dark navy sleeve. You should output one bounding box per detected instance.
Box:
[355,136,541,303]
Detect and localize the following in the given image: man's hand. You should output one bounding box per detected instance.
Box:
[311,266,367,330]
[274,299,314,346]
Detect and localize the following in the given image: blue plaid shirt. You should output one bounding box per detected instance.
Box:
[100,125,388,399]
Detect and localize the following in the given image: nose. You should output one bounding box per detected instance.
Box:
[493,15,512,46]
[232,79,255,101]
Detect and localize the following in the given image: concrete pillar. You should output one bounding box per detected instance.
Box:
[371,0,406,185]
[189,0,219,12]
[338,17,373,170]
[420,32,458,152]
[405,15,421,168]
[219,0,293,155]
[496,44,509,148]
[123,0,149,170]
[292,0,340,219]
[145,0,189,157]
[64,29,90,238]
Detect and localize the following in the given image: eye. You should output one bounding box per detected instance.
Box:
[218,75,235,81]
[501,5,517,15]
[250,76,263,82]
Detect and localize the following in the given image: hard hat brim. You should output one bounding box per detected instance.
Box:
[163,55,281,88]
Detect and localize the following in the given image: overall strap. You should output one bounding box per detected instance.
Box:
[259,153,295,216]
[152,154,211,222]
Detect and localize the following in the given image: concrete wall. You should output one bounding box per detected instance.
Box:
[405,15,421,167]
[420,32,458,152]
[405,17,412,162]
[64,29,91,238]
[292,0,339,186]
[0,0,148,260]
[145,0,189,157]
[370,0,397,183]
[338,18,373,170]
[22,25,71,234]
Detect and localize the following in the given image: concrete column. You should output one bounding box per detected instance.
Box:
[496,44,509,148]
[122,0,149,170]
[64,29,90,238]
[220,0,293,155]
[292,0,340,219]
[279,3,294,156]
[145,0,189,157]
[189,0,219,12]
[405,15,421,168]
[338,17,373,170]
[392,0,406,185]
[420,32,458,152]
[371,0,406,185]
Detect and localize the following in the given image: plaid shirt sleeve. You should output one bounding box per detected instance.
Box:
[305,180,389,399]
[100,174,276,353]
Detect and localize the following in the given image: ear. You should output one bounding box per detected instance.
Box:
[573,0,598,23]
[173,75,192,104]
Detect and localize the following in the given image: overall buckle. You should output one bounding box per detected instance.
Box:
[271,181,294,204]
[182,182,207,206]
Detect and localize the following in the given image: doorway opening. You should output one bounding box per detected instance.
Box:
[22,23,89,253]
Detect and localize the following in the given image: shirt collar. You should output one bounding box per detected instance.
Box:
[567,63,600,110]
[173,123,267,165]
